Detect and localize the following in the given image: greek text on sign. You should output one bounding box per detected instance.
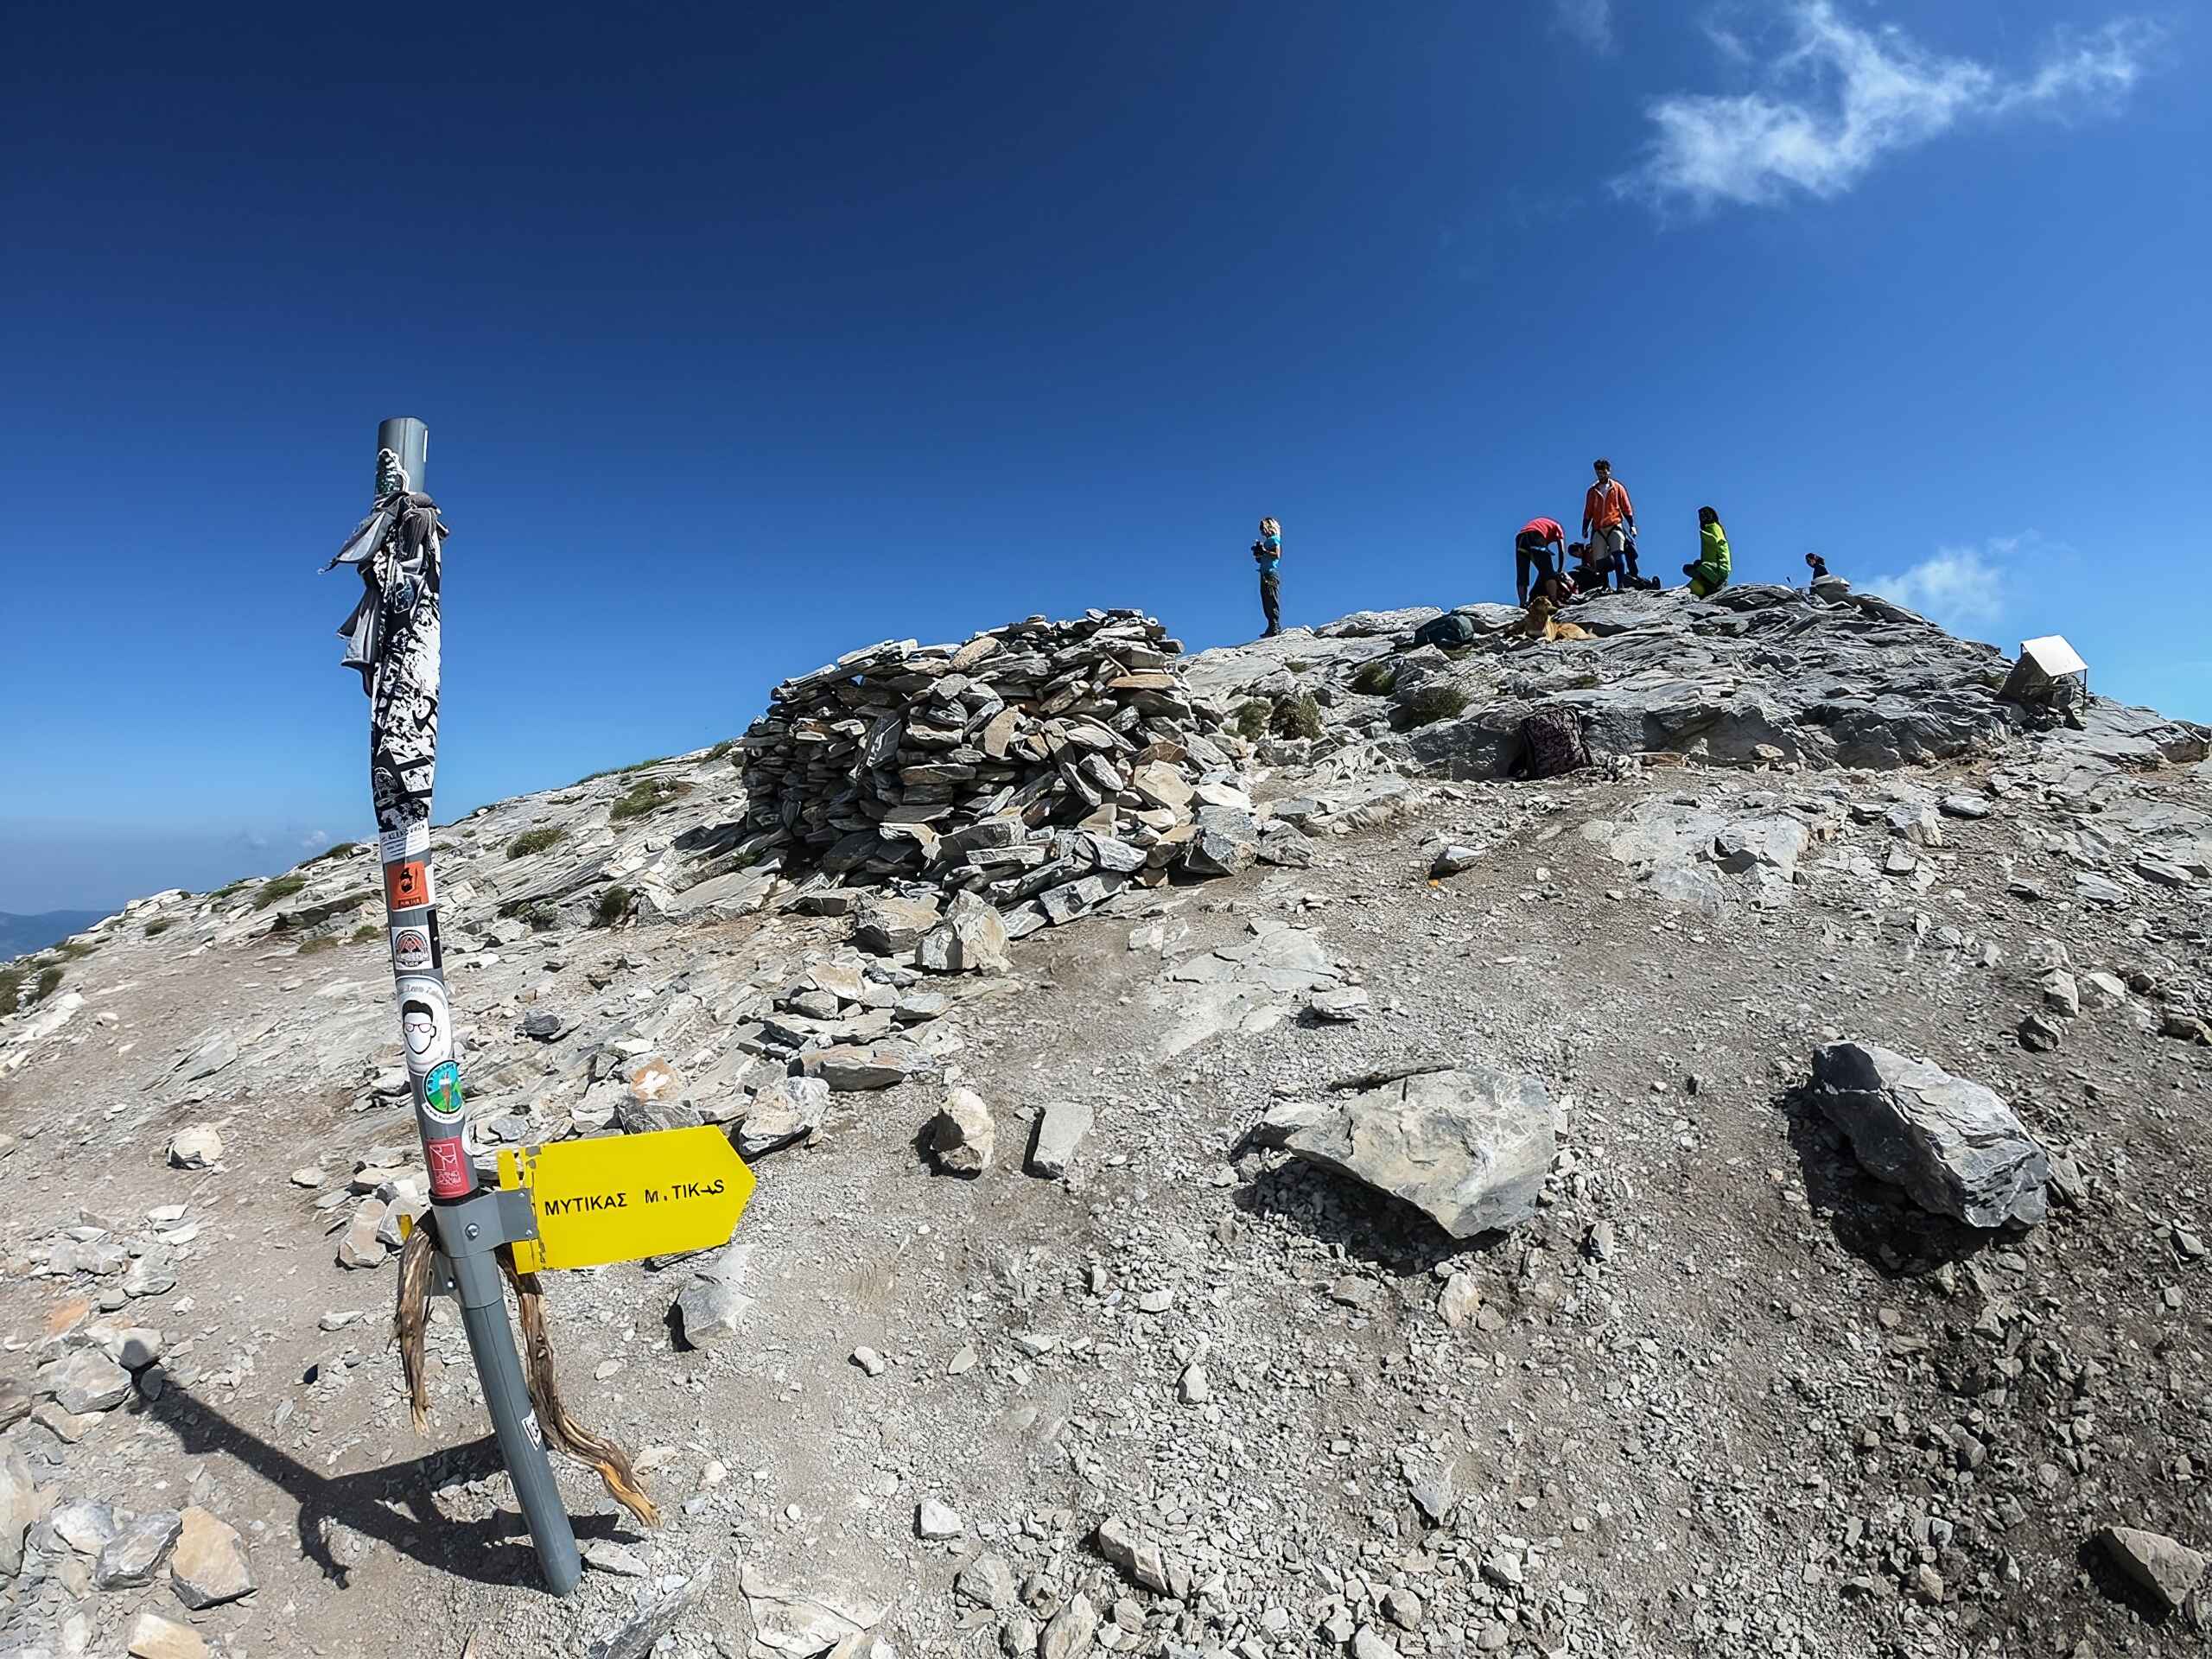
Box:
[378,820,430,864]
[499,1126,754,1273]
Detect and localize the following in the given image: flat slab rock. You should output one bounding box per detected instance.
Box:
[1810,1041,2050,1228]
[1259,1065,1554,1240]
[2099,1525,2209,1612]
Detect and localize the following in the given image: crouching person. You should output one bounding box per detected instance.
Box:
[1684,506,1731,598]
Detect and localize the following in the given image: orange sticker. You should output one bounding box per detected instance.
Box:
[384,858,432,909]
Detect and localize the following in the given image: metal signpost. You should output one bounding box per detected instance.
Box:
[327,418,582,1593]
[327,420,756,1595]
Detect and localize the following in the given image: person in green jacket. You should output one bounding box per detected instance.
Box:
[1684,505,1731,598]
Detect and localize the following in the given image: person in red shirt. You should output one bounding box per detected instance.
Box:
[1581,459,1638,586]
[1515,516,1567,607]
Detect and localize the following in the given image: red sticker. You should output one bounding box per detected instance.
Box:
[425,1136,471,1198]
[384,859,432,910]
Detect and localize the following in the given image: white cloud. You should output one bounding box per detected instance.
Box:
[1621,3,2161,210]
[1868,543,2010,632]
[1553,0,1613,52]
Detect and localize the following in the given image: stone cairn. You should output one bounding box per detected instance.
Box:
[737,611,1284,938]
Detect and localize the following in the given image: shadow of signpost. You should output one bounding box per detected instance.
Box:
[145,1382,628,1590]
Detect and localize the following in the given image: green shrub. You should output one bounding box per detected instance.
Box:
[308,842,361,864]
[1271,694,1325,741]
[251,874,308,910]
[703,739,734,763]
[297,936,339,955]
[1233,701,1270,741]
[55,940,96,961]
[593,886,633,928]
[575,752,683,785]
[610,779,690,823]
[1285,659,1313,673]
[1401,683,1470,728]
[349,925,379,944]
[143,918,173,938]
[33,965,62,1002]
[506,825,567,860]
[0,969,19,1013]
[1351,659,1399,696]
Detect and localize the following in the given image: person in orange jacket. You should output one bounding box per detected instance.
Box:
[1581,459,1637,584]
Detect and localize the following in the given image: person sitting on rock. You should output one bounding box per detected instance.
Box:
[1804,551,1828,583]
[1515,517,1567,607]
[1684,506,1732,598]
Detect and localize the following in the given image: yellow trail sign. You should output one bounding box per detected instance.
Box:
[499,1126,755,1273]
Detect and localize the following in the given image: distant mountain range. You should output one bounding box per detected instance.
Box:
[0,909,111,959]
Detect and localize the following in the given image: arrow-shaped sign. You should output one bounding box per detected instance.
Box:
[499,1127,755,1273]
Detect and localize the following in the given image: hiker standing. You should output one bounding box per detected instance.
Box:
[1253,517,1282,638]
[1580,459,1637,586]
[1515,517,1567,606]
[1685,505,1732,597]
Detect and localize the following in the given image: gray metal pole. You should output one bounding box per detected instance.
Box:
[361,419,582,1596]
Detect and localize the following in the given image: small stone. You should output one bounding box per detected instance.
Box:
[1585,1220,1617,1262]
[1027,1100,1094,1179]
[1327,1274,1370,1307]
[166,1126,221,1169]
[1177,1363,1211,1404]
[957,1553,1017,1610]
[2041,969,2081,1017]
[2099,1525,2209,1612]
[289,1166,325,1187]
[917,1498,965,1540]
[851,1346,887,1376]
[1040,1592,1097,1659]
[583,1540,651,1576]
[1431,845,1480,878]
[1437,1274,1481,1328]
[927,1087,995,1176]
[169,1504,256,1608]
[1383,1586,1423,1630]
[1308,986,1371,1023]
[1,1450,39,1578]
[125,1611,207,1659]
[674,1243,755,1348]
[50,1348,133,1414]
[336,1199,391,1268]
[2018,1011,2063,1052]
[95,1509,184,1589]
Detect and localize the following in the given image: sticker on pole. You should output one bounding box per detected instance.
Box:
[498,1126,754,1274]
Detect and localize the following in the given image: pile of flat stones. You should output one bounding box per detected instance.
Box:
[739,612,1303,936]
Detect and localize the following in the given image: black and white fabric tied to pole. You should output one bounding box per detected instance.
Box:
[322,448,451,830]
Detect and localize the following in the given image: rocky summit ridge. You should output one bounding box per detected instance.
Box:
[3,582,2212,1659]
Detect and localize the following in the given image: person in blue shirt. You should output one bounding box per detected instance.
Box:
[1252,517,1282,637]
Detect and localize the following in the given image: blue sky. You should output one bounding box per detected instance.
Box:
[1,1,2204,912]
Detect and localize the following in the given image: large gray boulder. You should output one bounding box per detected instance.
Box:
[1809,1043,2050,1228]
[1259,1066,1554,1240]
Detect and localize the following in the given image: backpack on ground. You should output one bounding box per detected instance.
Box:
[1414,613,1480,649]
